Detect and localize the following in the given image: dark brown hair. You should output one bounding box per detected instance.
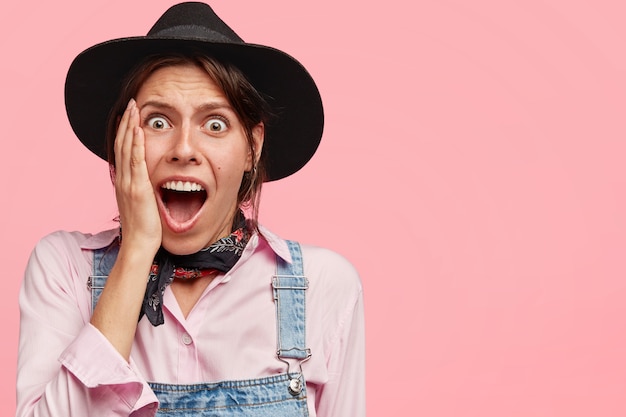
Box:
[106,52,273,226]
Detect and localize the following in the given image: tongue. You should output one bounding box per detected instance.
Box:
[166,192,204,223]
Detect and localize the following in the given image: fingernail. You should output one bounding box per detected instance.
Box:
[127,98,135,109]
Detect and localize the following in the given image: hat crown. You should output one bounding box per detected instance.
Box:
[147,2,244,43]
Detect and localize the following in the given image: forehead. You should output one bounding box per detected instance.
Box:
[137,63,227,102]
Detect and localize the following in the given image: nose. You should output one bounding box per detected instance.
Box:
[167,126,200,164]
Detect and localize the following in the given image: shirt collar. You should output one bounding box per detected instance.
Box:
[255,224,292,264]
[77,224,294,264]
[80,228,119,250]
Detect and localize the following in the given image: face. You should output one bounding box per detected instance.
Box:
[136,64,264,255]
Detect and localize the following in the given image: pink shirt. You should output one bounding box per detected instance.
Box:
[17,226,365,416]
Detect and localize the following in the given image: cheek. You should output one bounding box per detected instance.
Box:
[212,159,246,195]
[213,144,250,176]
[214,161,243,182]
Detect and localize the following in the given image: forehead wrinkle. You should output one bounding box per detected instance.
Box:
[140,100,175,112]
[139,66,234,114]
[197,102,234,113]
[140,100,234,114]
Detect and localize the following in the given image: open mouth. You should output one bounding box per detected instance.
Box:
[160,180,208,224]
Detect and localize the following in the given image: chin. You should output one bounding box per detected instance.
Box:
[161,233,207,255]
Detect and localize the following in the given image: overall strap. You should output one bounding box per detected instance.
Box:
[88,241,119,313]
[272,240,311,362]
[273,240,311,396]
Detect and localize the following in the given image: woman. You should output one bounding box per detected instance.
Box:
[16,3,364,416]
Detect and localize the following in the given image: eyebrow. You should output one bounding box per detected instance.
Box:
[140,100,234,113]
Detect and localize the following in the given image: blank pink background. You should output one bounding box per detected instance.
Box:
[2,1,626,415]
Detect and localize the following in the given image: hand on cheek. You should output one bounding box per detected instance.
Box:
[114,99,162,255]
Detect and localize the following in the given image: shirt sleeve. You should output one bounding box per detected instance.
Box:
[314,259,366,417]
[16,232,158,417]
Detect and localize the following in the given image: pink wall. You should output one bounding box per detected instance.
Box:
[3,1,626,415]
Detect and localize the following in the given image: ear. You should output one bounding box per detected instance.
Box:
[246,122,265,170]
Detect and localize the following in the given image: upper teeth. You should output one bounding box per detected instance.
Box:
[162,181,204,192]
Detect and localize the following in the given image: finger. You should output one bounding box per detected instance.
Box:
[130,123,151,185]
[119,100,139,188]
[114,99,135,178]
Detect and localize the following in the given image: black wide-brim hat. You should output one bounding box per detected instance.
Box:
[65,2,323,181]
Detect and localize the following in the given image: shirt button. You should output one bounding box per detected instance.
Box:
[181,333,193,345]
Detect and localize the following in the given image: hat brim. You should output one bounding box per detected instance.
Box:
[65,37,324,181]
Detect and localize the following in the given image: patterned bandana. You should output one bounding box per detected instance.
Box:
[140,211,250,326]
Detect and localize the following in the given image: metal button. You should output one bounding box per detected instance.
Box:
[288,377,302,396]
[181,333,193,345]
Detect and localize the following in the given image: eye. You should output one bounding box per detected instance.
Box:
[146,116,171,130]
[205,117,228,133]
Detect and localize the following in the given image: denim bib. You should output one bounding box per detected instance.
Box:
[89,239,310,416]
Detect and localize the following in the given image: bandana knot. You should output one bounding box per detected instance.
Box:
[139,212,250,326]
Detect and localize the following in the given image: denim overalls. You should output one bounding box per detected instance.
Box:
[89,240,311,416]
